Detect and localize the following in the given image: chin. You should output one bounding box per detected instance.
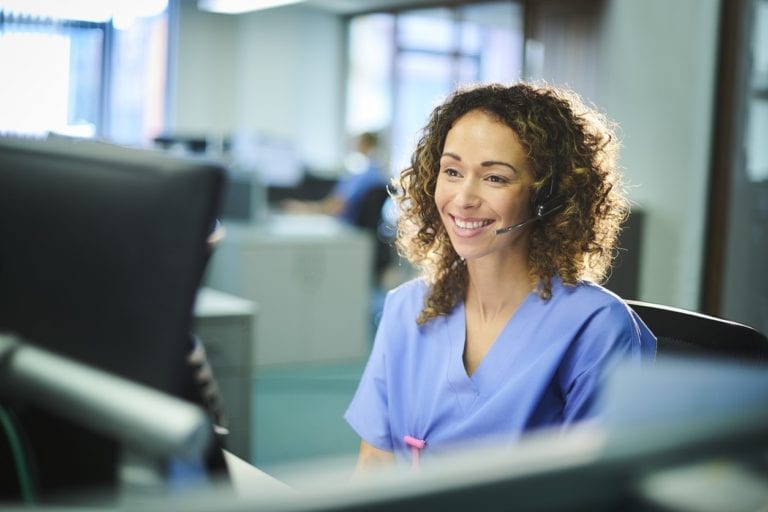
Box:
[451,248,485,262]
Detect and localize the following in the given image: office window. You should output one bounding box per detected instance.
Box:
[108,9,169,144]
[346,14,394,141]
[346,1,524,175]
[0,0,169,145]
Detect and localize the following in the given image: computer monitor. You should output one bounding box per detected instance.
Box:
[0,135,227,503]
[167,357,768,512]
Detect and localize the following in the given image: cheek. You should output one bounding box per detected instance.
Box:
[433,180,448,212]
[494,191,530,219]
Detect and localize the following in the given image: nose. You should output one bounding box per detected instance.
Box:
[456,179,481,208]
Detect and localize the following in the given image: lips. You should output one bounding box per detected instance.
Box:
[451,215,493,231]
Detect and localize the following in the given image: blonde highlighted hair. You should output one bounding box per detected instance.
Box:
[394,82,627,324]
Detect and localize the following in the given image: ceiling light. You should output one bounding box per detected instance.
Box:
[197,0,305,14]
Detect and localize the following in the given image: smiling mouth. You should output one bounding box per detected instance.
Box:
[451,215,493,230]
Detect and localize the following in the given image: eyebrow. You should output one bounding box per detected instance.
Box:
[441,152,520,174]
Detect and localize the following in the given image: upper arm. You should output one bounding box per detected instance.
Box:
[320,195,345,216]
[344,288,405,451]
[560,301,641,422]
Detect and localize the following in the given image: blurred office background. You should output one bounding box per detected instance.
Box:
[1,0,766,481]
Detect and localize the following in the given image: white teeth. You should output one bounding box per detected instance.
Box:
[454,217,490,230]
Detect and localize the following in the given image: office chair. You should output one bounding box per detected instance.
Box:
[625,300,768,364]
[352,186,394,282]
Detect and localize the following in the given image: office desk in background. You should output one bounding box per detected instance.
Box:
[204,213,373,368]
[193,287,257,460]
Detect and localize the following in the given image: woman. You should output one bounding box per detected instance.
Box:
[344,82,656,471]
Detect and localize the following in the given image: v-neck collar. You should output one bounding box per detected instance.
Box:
[446,290,536,403]
[445,304,479,413]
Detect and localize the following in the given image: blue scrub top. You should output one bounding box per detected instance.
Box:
[344,277,656,465]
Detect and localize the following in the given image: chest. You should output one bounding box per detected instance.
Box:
[386,314,568,459]
[463,315,511,376]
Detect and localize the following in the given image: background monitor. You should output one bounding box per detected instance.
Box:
[0,135,226,503]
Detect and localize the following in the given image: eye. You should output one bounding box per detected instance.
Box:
[486,174,509,184]
[442,167,461,178]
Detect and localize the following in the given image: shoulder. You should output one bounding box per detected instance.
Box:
[542,278,642,343]
[549,278,656,358]
[376,278,443,338]
[551,279,634,322]
[382,278,430,314]
[388,276,429,296]
[372,278,440,359]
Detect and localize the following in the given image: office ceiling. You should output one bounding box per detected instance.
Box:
[305,0,455,14]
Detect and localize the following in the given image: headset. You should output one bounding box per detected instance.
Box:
[495,173,563,235]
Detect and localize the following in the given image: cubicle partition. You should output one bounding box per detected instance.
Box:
[204,214,373,369]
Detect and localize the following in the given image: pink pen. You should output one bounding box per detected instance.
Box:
[403,435,426,470]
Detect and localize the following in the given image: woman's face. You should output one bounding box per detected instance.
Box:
[434,109,533,263]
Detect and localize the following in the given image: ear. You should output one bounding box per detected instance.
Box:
[531,173,562,219]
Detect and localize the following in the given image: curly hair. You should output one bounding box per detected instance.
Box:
[394,82,628,325]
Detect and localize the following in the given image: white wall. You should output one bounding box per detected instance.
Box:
[234,5,345,171]
[172,1,238,137]
[599,0,720,308]
[172,0,721,309]
[172,2,345,171]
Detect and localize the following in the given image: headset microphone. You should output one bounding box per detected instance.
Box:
[495,202,563,235]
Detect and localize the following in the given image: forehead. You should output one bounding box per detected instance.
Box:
[443,110,526,159]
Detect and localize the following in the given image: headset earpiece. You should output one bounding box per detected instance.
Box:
[496,173,563,235]
[531,175,561,220]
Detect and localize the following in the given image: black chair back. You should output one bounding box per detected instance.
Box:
[626,300,768,364]
[352,186,394,281]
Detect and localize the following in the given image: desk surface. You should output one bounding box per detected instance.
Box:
[194,287,257,318]
[222,450,292,498]
[222,213,367,242]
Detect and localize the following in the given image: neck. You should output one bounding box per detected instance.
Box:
[465,257,533,323]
